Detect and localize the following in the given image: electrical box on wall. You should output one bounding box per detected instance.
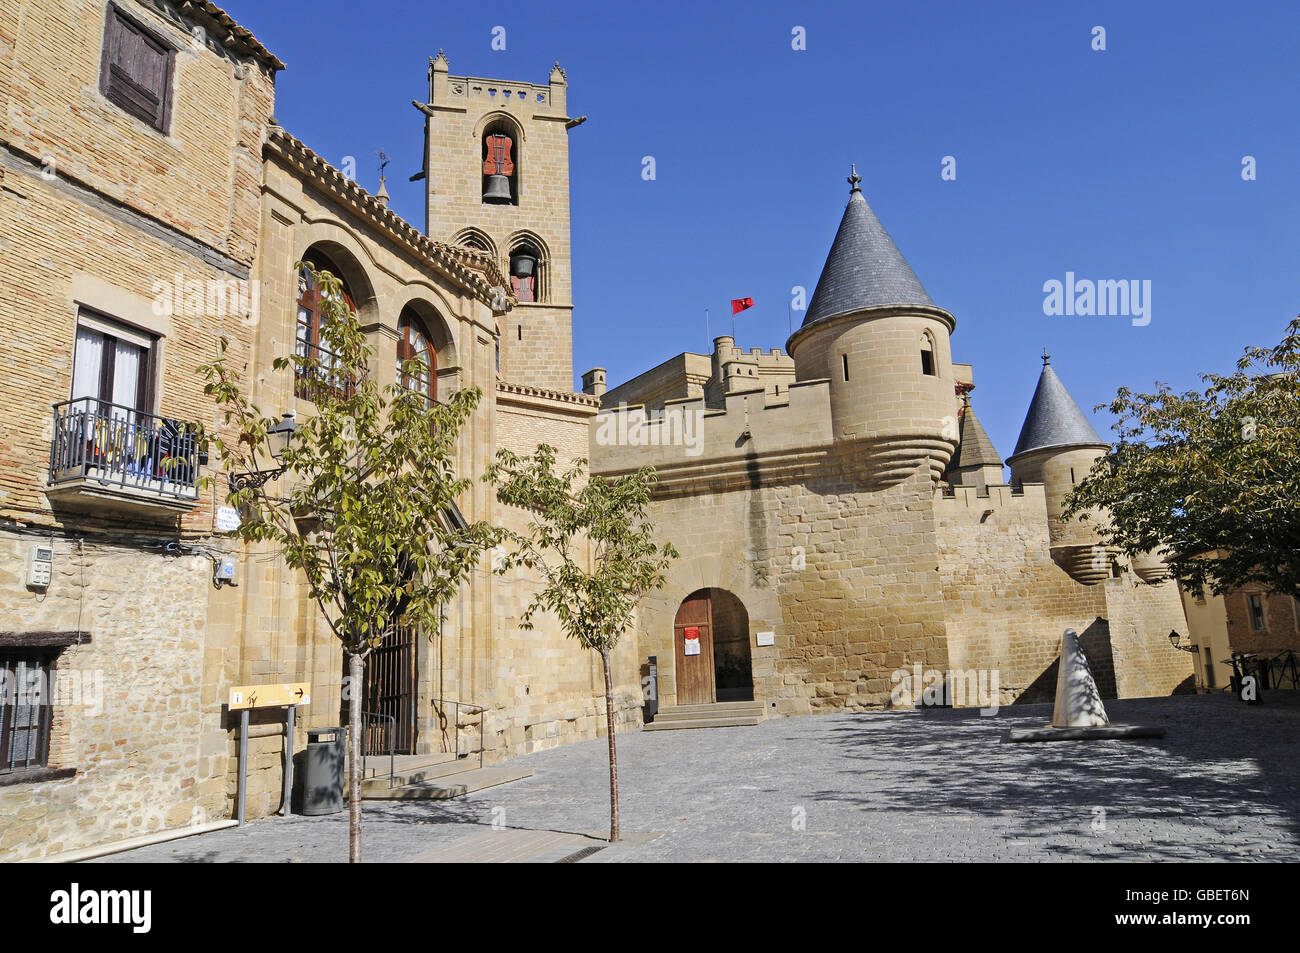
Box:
[214,555,238,586]
[26,545,53,589]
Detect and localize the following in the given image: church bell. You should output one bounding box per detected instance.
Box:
[483,174,513,204]
[510,252,535,278]
[483,132,515,204]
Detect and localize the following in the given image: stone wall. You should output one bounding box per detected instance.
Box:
[935,484,1193,705]
[629,461,952,717]
[1223,590,1300,657]
[489,383,644,756]
[0,531,232,861]
[1,0,275,265]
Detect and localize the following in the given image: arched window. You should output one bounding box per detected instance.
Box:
[920,331,937,376]
[481,119,519,205]
[397,308,437,408]
[508,239,543,303]
[454,228,496,258]
[296,254,356,400]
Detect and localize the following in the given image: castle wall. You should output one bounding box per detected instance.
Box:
[935,485,1193,705]
[621,459,951,716]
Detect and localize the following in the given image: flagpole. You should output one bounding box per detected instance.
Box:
[705,307,710,352]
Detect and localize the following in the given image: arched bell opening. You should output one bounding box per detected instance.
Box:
[481,117,520,206]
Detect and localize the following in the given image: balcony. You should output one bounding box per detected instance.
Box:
[294,338,356,403]
[46,399,202,516]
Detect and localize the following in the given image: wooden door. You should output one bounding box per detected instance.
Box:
[673,590,715,706]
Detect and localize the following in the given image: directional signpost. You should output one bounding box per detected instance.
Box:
[228,683,312,825]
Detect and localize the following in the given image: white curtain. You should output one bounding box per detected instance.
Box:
[71,327,103,403]
[111,340,142,413]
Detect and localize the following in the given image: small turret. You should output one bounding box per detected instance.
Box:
[1006,352,1113,584]
[945,391,1005,492]
[787,166,958,484]
[581,367,606,398]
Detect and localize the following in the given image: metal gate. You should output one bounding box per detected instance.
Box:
[362,624,419,755]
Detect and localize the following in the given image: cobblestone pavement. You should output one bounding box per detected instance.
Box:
[96,693,1300,863]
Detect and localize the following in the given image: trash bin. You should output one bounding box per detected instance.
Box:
[301,727,345,816]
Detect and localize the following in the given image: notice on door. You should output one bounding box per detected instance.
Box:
[683,626,701,656]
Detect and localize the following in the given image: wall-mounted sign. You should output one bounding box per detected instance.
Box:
[683,626,701,656]
[756,631,775,647]
[216,505,241,532]
[229,682,311,710]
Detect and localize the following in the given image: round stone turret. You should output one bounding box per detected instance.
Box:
[787,167,957,484]
[1006,354,1114,584]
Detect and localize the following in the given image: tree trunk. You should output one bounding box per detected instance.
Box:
[348,649,363,864]
[600,646,620,843]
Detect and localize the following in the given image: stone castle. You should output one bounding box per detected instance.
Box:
[0,0,1190,861]
[586,168,1194,718]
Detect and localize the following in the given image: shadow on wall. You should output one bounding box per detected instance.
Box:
[1016,618,1117,704]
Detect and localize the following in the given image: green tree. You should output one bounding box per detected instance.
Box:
[199,264,497,863]
[1064,315,1300,600]
[486,445,678,842]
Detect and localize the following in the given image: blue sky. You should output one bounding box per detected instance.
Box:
[227,0,1300,458]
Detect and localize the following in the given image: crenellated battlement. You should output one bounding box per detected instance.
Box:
[589,378,834,475]
[934,481,1048,521]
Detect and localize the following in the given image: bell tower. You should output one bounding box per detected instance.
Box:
[415,51,577,392]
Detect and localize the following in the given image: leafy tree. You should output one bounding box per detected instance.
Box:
[486,445,678,842]
[1064,315,1300,600]
[199,264,497,862]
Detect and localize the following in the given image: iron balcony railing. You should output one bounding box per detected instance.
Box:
[48,398,202,500]
[294,338,355,402]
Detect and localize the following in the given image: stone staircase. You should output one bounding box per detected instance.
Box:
[643,700,764,731]
[357,752,534,800]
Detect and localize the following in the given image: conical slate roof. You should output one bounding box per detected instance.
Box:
[950,398,1003,470]
[1011,358,1106,458]
[802,170,934,328]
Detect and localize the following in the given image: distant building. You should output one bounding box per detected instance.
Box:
[1179,562,1300,691]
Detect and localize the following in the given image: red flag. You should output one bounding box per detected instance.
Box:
[731,297,754,314]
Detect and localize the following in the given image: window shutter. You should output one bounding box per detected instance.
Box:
[102,7,173,131]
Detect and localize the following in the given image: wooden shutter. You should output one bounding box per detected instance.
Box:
[101,6,173,132]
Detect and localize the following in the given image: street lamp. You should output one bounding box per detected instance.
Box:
[268,412,298,462]
[230,412,299,492]
[1168,630,1197,653]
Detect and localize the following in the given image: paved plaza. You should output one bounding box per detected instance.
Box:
[97,693,1300,863]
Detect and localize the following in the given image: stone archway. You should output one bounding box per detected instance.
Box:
[673,588,753,705]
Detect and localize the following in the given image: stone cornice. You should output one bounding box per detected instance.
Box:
[496,380,601,414]
[265,127,515,311]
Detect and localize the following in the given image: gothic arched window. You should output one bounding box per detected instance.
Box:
[920,331,937,376]
[397,308,437,408]
[296,254,357,400]
[508,239,543,303]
